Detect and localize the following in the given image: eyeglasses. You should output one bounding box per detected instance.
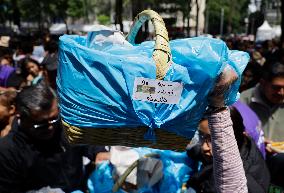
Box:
[199,131,211,145]
[33,117,60,129]
[270,85,284,91]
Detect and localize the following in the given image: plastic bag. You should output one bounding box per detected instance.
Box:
[89,148,194,193]
[26,186,64,193]
[57,31,249,140]
[88,161,115,193]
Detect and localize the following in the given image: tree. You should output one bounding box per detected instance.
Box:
[281,0,284,46]
[131,0,146,43]
[206,0,250,35]
[67,0,85,21]
[187,0,192,36]
[17,0,71,31]
[174,0,192,36]
[0,0,10,26]
[195,0,200,36]
[18,0,43,29]
[11,0,20,27]
[115,0,123,32]
[248,11,264,35]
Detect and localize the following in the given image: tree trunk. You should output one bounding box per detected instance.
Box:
[195,0,199,36]
[64,19,69,34]
[227,0,234,34]
[281,0,284,47]
[187,0,192,37]
[83,0,89,23]
[131,0,144,43]
[38,1,43,31]
[12,0,20,27]
[115,0,123,32]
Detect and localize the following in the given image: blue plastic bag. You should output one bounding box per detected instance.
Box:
[89,148,194,193]
[57,33,249,140]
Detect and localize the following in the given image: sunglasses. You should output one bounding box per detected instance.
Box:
[32,117,60,130]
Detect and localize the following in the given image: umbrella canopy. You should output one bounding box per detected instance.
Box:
[256,20,274,42]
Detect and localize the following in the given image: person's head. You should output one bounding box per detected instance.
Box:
[22,57,42,77]
[198,108,246,162]
[260,62,284,104]
[16,81,59,140]
[0,55,13,66]
[44,40,58,54]
[0,90,16,130]
[268,39,278,51]
[198,118,212,162]
[240,61,262,92]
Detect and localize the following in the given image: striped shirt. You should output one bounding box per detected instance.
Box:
[208,109,248,193]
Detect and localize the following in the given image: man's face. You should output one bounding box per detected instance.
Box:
[0,102,10,129]
[262,77,284,105]
[21,99,59,140]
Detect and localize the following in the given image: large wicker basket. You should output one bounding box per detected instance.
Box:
[62,10,190,151]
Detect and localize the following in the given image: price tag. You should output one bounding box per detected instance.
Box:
[132,77,183,104]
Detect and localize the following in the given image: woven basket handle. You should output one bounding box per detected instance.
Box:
[112,153,160,192]
[126,10,172,80]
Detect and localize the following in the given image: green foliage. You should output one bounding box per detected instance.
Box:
[0,0,10,24]
[67,0,84,19]
[97,14,110,25]
[18,0,68,22]
[95,0,111,16]
[206,0,250,35]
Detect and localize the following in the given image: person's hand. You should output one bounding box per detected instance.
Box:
[208,65,238,108]
[95,152,110,164]
[26,74,34,82]
[265,138,280,154]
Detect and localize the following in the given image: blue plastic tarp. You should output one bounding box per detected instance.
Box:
[57,34,249,140]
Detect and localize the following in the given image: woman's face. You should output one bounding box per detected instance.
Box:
[199,119,213,160]
[1,58,11,66]
[26,61,40,77]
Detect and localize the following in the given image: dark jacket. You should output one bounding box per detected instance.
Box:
[0,120,105,193]
[187,137,270,193]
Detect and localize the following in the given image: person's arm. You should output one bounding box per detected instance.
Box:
[208,109,248,193]
[82,145,109,163]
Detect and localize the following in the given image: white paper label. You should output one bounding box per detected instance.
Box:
[132,77,183,104]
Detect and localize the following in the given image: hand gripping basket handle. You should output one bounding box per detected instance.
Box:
[126,10,172,80]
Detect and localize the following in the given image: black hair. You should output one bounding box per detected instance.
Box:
[22,57,40,68]
[33,39,43,46]
[19,41,33,55]
[230,106,245,149]
[44,40,58,53]
[0,54,13,64]
[16,81,55,118]
[0,90,17,107]
[262,62,284,81]
[20,56,42,78]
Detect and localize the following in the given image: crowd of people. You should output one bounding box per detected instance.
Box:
[0,33,283,193]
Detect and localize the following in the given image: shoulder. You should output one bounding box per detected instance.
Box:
[242,137,266,168]
[0,134,15,154]
[240,87,255,104]
[0,132,31,164]
[0,134,31,192]
[0,135,22,175]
